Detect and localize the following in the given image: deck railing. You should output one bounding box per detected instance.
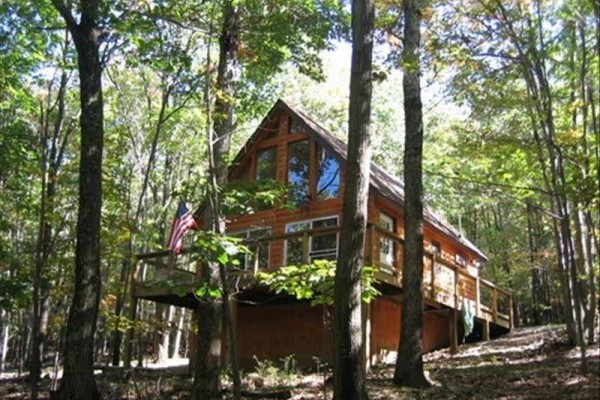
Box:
[133,224,512,329]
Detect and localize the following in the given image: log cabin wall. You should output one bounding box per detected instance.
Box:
[369,298,451,365]
[235,302,333,369]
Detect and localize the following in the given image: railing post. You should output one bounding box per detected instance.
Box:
[302,230,310,264]
[430,253,436,301]
[167,252,174,271]
[492,287,498,324]
[508,293,514,329]
[475,276,481,319]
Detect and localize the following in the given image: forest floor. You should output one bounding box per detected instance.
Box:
[1,325,598,399]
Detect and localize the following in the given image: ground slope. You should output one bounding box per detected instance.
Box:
[1,325,598,399]
[362,325,599,400]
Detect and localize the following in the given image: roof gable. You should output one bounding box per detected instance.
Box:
[231,99,487,261]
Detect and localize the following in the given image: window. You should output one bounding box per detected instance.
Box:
[256,147,277,181]
[288,140,310,204]
[379,212,395,272]
[285,221,310,266]
[455,254,466,267]
[285,216,339,265]
[289,118,303,134]
[231,228,271,271]
[310,217,338,261]
[316,146,341,200]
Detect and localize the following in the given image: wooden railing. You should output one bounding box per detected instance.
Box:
[366,224,512,329]
[134,250,198,286]
[133,224,512,329]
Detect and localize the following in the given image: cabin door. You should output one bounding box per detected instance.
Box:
[379,212,395,273]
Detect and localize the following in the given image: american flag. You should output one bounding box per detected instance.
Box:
[167,201,197,254]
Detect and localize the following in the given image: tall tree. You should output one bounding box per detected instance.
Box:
[426,0,598,371]
[193,1,240,398]
[30,41,74,399]
[393,0,429,388]
[51,0,105,398]
[332,0,374,399]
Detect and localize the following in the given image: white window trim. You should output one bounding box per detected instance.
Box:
[378,212,395,271]
[284,215,339,264]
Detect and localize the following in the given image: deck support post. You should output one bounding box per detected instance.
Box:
[122,295,138,368]
[123,259,141,368]
[188,309,199,373]
[450,266,459,355]
[449,309,459,355]
[482,318,490,341]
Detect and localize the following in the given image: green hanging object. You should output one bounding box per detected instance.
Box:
[461,298,475,340]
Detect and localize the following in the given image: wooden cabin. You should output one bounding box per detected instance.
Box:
[132,99,512,369]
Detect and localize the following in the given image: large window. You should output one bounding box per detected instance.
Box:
[256,147,277,181]
[231,227,271,271]
[316,146,341,200]
[288,140,310,204]
[285,216,338,265]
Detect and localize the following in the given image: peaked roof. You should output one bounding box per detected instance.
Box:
[233,99,488,262]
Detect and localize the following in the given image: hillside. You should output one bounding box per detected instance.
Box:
[0,325,597,399]
[365,325,599,400]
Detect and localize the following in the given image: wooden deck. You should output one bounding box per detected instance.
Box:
[132,224,512,331]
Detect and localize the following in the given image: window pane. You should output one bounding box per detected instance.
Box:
[287,221,310,233]
[288,140,310,204]
[316,146,341,200]
[311,217,338,261]
[286,222,309,265]
[256,147,277,181]
[312,217,337,229]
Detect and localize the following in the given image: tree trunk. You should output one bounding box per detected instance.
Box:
[172,308,185,358]
[332,1,374,399]
[0,310,9,376]
[156,305,172,363]
[31,64,70,398]
[193,2,241,399]
[393,0,430,388]
[52,1,105,398]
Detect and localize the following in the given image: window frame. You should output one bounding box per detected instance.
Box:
[378,212,396,271]
[284,215,339,265]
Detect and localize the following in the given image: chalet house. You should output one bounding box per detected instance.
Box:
[132,99,512,369]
